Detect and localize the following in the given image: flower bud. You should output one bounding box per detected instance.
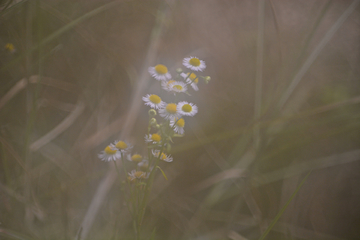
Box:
[204,76,211,83]
[149,118,157,126]
[176,68,183,73]
[148,109,157,117]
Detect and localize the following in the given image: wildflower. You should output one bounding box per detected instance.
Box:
[142,94,165,109]
[177,101,198,117]
[113,140,132,153]
[161,80,176,91]
[168,81,187,93]
[181,72,199,91]
[145,133,162,144]
[183,56,206,72]
[98,145,121,161]
[127,153,143,163]
[128,169,148,182]
[138,159,149,169]
[148,64,172,81]
[159,103,181,120]
[170,118,185,135]
[152,149,173,162]
[5,43,16,53]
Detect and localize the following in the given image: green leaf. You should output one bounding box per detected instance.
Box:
[156,166,168,181]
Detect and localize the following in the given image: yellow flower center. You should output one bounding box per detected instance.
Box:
[189,58,201,66]
[115,141,127,149]
[173,85,183,91]
[181,104,192,113]
[160,153,167,160]
[151,133,161,142]
[154,64,168,74]
[167,80,176,86]
[131,154,142,162]
[188,73,198,83]
[176,118,185,128]
[104,146,117,155]
[134,171,146,178]
[149,94,161,104]
[166,103,177,114]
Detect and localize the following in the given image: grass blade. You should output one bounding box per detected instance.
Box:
[258,171,312,240]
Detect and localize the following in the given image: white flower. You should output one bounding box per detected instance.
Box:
[148,64,172,81]
[167,81,188,93]
[142,94,166,109]
[113,140,132,153]
[98,145,121,162]
[152,149,173,162]
[127,153,143,162]
[183,56,206,72]
[181,72,199,91]
[144,133,162,144]
[177,101,198,117]
[170,118,185,135]
[127,169,149,182]
[161,80,176,91]
[137,159,149,169]
[159,103,182,120]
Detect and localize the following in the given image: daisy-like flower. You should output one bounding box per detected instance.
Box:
[127,169,149,182]
[113,140,132,153]
[177,101,198,117]
[183,56,206,72]
[98,145,121,162]
[152,149,173,162]
[181,72,199,91]
[161,80,176,91]
[148,64,172,81]
[170,118,185,135]
[168,81,188,93]
[142,94,165,109]
[127,153,143,163]
[159,103,181,120]
[138,159,149,169]
[145,133,162,144]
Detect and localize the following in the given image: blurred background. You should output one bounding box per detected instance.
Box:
[0,0,360,239]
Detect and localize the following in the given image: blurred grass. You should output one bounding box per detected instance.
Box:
[1,0,360,240]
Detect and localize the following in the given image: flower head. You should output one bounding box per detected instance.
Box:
[181,72,199,91]
[159,103,181,120]
[113,140,132,153]
[183,56,206,72]
[177,101,198,117]
[127,153,143,163]
[167,81,188,93]
[98,145,121,161]
[152,149,173,162]
[145,133,162,144]
[161,80,176,91]
[128,169,149,182]
[142,94,165,109]
[148,64,172,81]
[170,118,185,135]
[138,159,149,169]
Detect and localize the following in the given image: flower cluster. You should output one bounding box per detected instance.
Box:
[97,56,210,233]
[98,56,210,185]
[99,57,210,183]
